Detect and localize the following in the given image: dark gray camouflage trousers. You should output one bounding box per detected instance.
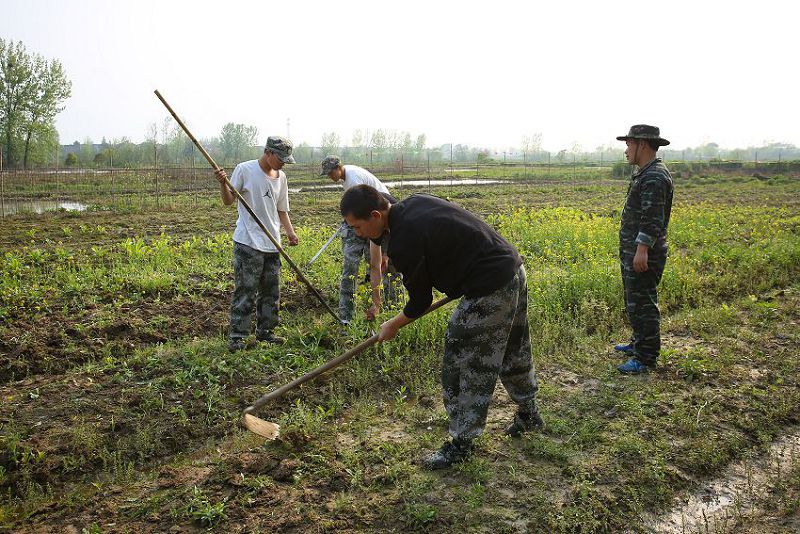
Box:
[340,227,402,322]
[229,241,281,342]
[443,264,539,442]
[620,248,667,366]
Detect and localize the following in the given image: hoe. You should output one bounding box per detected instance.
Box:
[243,297,453,439]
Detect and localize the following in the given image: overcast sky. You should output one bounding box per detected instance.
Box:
[2,0,798,152]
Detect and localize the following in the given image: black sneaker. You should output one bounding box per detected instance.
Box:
[504,410,544,437]
[421,439,472,470]
[256,332,286,345]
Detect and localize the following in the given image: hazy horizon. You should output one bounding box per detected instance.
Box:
[3,0,798,153]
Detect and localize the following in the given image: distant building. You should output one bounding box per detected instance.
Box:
[61,141,106,157]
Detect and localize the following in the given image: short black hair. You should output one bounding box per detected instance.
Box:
[645,139,660,151]
[340,185,389,220]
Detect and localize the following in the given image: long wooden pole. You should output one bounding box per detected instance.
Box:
[244,296,453,415]
[154,89,343,325]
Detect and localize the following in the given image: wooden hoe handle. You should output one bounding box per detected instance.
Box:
[244,296,454,414]
[153,90,343,325]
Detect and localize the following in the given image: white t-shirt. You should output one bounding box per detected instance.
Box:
[230,159,289,253]
[342,165,390,194]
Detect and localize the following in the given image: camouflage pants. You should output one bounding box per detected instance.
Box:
[443,265,539,442]
[339,227,402,322]
[229,241,281,342]
[620,248,667,366]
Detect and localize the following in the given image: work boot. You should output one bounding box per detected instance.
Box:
[256,331,285,345]
[613,342,634,354]
[617,358,653,375]
[228,338,246,352]
[421,438,472,470]
[504,409,544,437]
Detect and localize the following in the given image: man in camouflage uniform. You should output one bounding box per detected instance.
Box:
[320,155,400,323]
[340,185,543,469]
[614,125,674,374]
[338,221,371,322]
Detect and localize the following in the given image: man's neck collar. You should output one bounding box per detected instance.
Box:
[637,156,658,170]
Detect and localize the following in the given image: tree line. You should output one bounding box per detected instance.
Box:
[3,40,798,170]
[58,134,800,170]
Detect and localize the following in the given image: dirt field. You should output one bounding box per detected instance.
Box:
[1,175,799,532]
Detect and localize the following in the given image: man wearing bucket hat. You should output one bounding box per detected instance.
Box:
[613,125,674,374]
[214,136,299,351]
[320,155,401,323]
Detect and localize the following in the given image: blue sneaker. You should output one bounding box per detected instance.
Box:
[614,342,634,353]
[617,358,651,374]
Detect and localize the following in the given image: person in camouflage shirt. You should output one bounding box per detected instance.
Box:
[614,125,674,374]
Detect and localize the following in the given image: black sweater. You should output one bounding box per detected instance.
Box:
[376,194,521,318]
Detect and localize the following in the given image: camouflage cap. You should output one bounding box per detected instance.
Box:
[265,136,296,163]
[319,155,342,176]
[616,124,670,146]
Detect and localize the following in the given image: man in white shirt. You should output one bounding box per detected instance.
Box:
[215,136,299,351]
[320,155,400,323]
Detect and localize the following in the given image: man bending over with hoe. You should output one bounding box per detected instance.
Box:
[215,136,299,352]
[340,185,544,469]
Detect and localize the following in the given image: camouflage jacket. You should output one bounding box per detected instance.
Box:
[620,158,674,253]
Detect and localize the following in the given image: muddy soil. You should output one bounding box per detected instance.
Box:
[644,430,800,533]
[0,289,228,384]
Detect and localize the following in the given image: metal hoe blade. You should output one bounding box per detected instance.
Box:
[243,413,280,440]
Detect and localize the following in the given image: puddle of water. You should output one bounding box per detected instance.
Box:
[1,199,89,216]
[645,430,800,533]
[290,179,501,193]
[382,179,501,188]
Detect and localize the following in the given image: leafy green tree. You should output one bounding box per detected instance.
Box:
[219,122,258,164]
[65,152,77,167]
[0,39,71,168]
[477,151,492,164]
[0,39,34,167]
[108,137,138,167]
[24,122,59,166]
[21,55,70,167]
[80,137,94,166]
